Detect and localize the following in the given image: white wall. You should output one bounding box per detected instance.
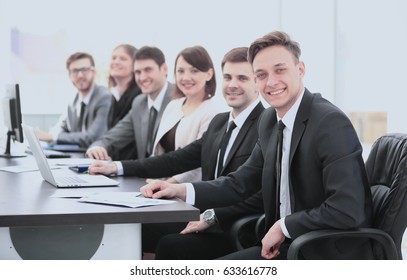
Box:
[0,0,281,116]
[1,0,407,134]
[335,0,407,133]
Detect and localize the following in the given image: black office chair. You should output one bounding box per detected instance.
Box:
[229,213,265,251]
[287,133,407,259]
[231,133,407,259]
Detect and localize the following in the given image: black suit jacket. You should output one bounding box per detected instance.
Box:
[121,102,264,181]
[193,89,373,259]
[107,82,142,160]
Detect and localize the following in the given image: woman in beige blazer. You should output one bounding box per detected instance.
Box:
[151,46,224,183]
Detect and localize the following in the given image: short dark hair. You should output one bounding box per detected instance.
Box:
[66,52,95,70]
[134,46,166,67]
[221,47,249,70]
[248,31,301,64]
[172,45,216,100]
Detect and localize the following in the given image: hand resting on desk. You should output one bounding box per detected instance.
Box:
[88,161,118,176]
[140,180,187,202]
[86,146,112,161]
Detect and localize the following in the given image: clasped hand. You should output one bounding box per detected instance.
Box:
[261,220,286,259]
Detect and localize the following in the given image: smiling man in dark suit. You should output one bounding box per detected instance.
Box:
[141,31,373,260]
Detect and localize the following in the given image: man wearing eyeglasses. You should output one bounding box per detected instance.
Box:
[35,52,111,148]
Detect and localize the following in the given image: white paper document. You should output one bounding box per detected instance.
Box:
[77,192,177,208]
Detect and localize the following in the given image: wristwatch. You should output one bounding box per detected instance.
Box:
[203,209,217,226]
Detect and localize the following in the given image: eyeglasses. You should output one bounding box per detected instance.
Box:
[69,67,94,76]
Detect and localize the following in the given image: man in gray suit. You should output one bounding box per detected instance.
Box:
[87,46,173,161]
[35,52,111,148]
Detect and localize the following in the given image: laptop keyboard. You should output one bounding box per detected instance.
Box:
[57,176,87,184]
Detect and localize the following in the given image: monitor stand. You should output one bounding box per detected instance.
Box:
[0,131,27,158]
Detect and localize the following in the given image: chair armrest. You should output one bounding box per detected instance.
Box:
[229,214,263,251]
[287,228,398,260]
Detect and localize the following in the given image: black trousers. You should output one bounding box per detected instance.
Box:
[143,222,236,260]
[156,235,290,260]
[142,223,269,260]
[155,231,237,260]
[142,222,186,254]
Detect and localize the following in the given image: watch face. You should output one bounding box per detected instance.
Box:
[204,211,212,220]
[204,210,215,225]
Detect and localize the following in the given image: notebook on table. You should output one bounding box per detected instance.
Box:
[22,124,119,188]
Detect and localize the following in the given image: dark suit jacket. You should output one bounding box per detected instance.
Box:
[121,102,265,181]
[107,82,142,160]
[193,89,373,259]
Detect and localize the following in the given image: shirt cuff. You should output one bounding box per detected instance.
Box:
[185,183,195,205]
[280,217,291,238]
[115,161,124,176]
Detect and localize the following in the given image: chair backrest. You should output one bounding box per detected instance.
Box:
[365,133,407,259]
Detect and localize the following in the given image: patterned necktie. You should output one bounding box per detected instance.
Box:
[217,121,237,177]
[275,120,285,220]
[146,107,158,157]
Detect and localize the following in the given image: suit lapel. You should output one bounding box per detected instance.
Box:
[154,82,173,135]
[209,120,229,177]
[289,89,314,165]
[222,102,264,173]
[139,97,149,157]
[286,89,315,212]
[70,94,80,131]
[264,115,279,224]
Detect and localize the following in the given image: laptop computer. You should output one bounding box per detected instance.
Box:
[22,124,119,188]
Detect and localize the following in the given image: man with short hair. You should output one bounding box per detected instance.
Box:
[87,46,173,161]
[36,52,111,148]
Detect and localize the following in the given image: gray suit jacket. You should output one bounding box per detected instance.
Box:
[58,84,111,147]
[89,82,173,160]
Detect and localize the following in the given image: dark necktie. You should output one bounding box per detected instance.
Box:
[146,107,158,157]
[217,121,237,177]
[77,102,86,131]
[275,120,285,220]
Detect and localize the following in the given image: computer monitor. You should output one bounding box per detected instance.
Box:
[1,83,26,158]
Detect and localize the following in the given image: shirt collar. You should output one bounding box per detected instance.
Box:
[111,86,121,102]
[278,88,305,133]
[77,86,95,106]
[147,82,168,111]
[228,98,261,130]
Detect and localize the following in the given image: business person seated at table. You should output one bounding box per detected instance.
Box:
[107,44,142,159]
[140,31,373,260]
[35,52,111,148]
[149,45,222,182]
[86,46,173,161]
[89,47,265,257]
